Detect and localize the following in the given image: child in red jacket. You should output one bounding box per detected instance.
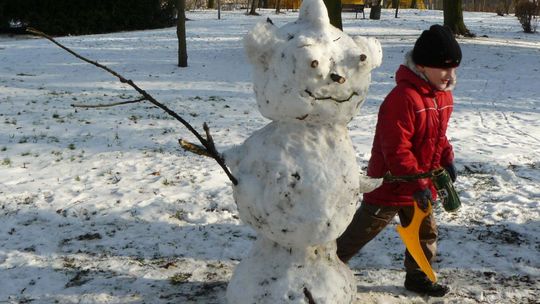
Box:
[337,24,461,297]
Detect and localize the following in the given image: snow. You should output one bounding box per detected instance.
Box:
[227,238,355,304]
[1,7,539,304]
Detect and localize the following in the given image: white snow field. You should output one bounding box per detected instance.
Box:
[1,7,539,304]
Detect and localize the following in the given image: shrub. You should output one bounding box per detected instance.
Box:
[515,0,539,33]
[0,0,176,36]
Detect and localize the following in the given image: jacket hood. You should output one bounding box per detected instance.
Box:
[399,50,457,93]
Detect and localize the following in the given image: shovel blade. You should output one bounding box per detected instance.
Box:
[396,202,437,282]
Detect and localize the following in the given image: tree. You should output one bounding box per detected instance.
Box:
[393,0,399,18]
[496,0,513,15]
[208,0,215,8]
[515,0,539,33]
[323,0,342,30]
[443,0,475,37]
[176,0,188,67]
[275,0,282,14]
[248,0,259,15]
[370,0,382,20]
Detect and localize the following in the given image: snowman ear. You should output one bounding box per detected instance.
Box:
[353,36,383,69]
[244,21,279,67]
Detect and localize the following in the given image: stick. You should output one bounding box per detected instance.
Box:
[71,98,146,108]
[303,287,316,304]
[179,139,213,158]
[27,27,238,185]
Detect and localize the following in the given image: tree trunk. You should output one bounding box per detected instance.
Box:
[410,0,417,8]
[503,0,512,14]
[208,0,215,9]
[276,0,282,14]
[177,0,188,67]
[249,0,259,15]
[370,0,382,20]
[443,0,474,37]
[217,0,221,19]
[323,0,342,30]
[395,0,399,18]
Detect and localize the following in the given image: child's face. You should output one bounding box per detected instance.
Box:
[416,65,457,91]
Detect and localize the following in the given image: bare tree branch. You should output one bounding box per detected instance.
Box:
[203,122,217,154]
[71,97,147,108]
[179,139,213,158]
[27,27,238,185]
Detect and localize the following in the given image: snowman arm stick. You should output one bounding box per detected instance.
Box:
[203,123,217,151]
[27,27,238,186]
[178,139,213,158]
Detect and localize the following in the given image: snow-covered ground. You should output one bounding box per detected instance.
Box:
[1,8,539,304]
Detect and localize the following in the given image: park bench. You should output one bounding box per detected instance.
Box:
[342,3,365,19]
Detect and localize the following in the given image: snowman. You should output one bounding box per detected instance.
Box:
[223,0,383,302]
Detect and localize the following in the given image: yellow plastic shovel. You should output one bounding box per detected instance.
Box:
[396,201,437,282]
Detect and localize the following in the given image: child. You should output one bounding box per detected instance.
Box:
[337,24,461,297]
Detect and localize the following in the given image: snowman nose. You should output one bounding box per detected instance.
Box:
[330,73,346,84]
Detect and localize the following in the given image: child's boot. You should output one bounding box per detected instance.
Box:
[404,271,449,297]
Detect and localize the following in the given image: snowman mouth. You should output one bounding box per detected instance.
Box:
[304,90,358,103]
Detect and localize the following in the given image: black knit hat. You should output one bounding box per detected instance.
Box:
[412,25,462,68]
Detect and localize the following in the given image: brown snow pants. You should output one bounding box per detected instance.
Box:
[336,202,438,273]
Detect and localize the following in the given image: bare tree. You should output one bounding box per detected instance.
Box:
[248,0,259,15]
[370,0,382,20]
[515,0,539,33]
[177,0,188,67]
[496,0,513,15]
[502,0,513,14]
[276,0,282,14]
[393,0,400,17]
[443,0,475,37]
[323,0,343,29]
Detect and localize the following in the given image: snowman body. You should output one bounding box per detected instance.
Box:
[226,120,359,247]
[224,0,383,302]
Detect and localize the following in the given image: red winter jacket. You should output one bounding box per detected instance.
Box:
[363,65,454,207]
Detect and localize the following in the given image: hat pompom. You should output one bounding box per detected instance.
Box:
[412,24,462,68]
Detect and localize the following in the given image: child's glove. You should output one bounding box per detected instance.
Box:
[445,163,457,182]
[413,188,432,210]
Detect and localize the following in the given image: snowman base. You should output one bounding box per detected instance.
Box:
[226,237,355,304]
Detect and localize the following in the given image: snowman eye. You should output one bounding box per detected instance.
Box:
[360,54,367,62]
[310,60,319,68]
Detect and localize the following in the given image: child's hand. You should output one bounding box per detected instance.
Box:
[444,163,457,182]
[413,188,432,210]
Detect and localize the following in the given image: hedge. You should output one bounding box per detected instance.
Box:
[0,0,176,36]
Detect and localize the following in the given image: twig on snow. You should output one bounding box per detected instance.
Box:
[71,97,147,108]
[26,27,238,185]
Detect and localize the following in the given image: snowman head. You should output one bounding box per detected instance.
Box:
[244,0,382,124]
